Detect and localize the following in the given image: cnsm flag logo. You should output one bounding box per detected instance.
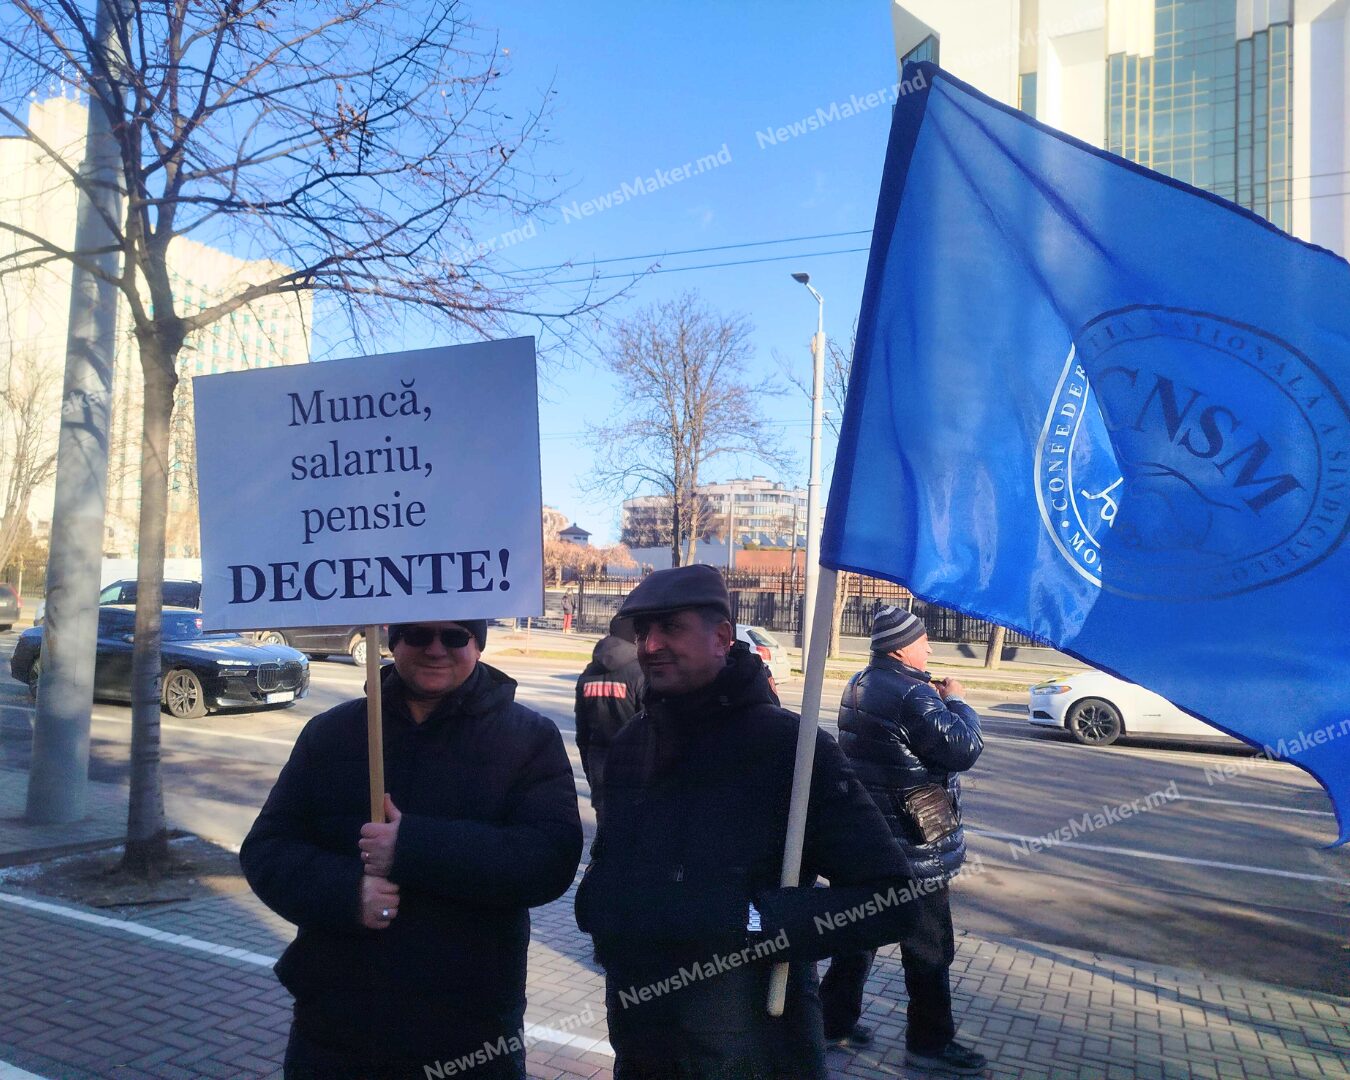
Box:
[1035,306,1350,601]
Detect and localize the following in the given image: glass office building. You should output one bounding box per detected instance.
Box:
[1106,2,1292,229]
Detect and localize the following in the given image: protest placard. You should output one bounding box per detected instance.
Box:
[194,337,543,631]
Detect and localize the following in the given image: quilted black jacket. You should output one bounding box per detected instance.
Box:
[836,653,983,884]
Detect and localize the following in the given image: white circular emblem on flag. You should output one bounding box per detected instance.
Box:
[1035,306,1349,599]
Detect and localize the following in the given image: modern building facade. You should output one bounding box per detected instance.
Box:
[891,0,1349,257]
[0,97,313,557]
[619,476,807,551]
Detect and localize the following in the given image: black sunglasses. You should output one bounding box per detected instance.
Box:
[400,626,473,649]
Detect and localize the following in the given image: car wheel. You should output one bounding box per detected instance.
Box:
[257,631,287,646]
[348,636,367,666]
[1067,697,1124,746]
[163,669,208,719]
[27,658,41,701]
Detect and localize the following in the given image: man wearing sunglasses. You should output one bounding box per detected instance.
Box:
[242,618,583,1079]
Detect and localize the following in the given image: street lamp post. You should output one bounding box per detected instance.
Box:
[791,272,825,664]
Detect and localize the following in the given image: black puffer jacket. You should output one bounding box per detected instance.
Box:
[836,654,983,885]
[241,662,582,1071]
[576,648,924,1080]
[574,634,642,797]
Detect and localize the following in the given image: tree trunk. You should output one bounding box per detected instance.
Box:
[670,496,682,568]
[829,572,846,659]
[122,343,177,876]
[683,493,699,568]
[984,624,1006,670]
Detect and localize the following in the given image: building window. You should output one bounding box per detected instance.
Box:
[903,35,938,68]
[1019,72,1037,120]
[1104,3,1290,233]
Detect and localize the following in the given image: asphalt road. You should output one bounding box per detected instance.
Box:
[2,639,1346,996]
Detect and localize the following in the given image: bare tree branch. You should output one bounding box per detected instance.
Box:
[0,343,60,572]
[587,292,793,567]
[0,0,621,876]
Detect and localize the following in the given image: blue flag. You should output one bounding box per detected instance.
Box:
[823,62,1350,841]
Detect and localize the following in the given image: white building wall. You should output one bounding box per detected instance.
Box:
[1042,25,1109,142]
[0,98,84,387]
[891,0,1022,101]
[0,97,313,556]
[892,0,1350,257]
[1292,0,1348,256]
[1107,0,1156,56]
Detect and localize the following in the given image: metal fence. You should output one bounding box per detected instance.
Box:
[572,571,1040,647]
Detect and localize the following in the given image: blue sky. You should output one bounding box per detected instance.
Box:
[422,1,907,543]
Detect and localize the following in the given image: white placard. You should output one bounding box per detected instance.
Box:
[193,338,543,630]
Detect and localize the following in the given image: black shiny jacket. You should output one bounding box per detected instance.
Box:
[836,653,983,885]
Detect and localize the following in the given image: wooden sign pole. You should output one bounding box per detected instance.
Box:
[364,624,385,824]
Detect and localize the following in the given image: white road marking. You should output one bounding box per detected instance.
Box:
[1171,794,1334,817]
[0,1061,50,1079]
[0,891,278,966]
[968,829,1350,885]
[521,1027,612,1056]
[0,890,615,1058]
[90,714,297,746]
[979,721,1305,773]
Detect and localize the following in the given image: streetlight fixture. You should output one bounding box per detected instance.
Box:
[791,272,825,664]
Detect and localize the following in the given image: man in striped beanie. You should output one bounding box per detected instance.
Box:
[819,604,988,1075]
[869,605,928,656]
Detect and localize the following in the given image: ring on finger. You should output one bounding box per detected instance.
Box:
[381,908,390,919]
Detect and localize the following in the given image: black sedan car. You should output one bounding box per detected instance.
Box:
[99,578,201,607]
[10,606,310,719]
[0,583,19,631]
[251,624,389,665]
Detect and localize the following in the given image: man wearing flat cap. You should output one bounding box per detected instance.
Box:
[242,619,583,1079]
[575,566,943,1079]
[821,605,986,1075]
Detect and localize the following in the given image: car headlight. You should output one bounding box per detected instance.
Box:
[1031,683,1072,694]
[215,659,251,667]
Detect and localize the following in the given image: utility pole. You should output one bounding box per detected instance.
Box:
[791,272,825,663]
[27,0,126,823]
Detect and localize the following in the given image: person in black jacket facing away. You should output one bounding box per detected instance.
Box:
[241,619,583,1080]
[574,615,643,815]
[576,565,943,1080]
[820,606,986,1075]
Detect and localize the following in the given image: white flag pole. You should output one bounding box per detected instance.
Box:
[767,565,838,1015]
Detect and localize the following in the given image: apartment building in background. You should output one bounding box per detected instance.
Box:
[620,476,807,550]
[0,96,312,558]
[891,0,1349,257]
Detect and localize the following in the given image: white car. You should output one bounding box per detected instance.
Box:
[1029,669,1237,747]
[735,624,780,666]
[736,624,781,691]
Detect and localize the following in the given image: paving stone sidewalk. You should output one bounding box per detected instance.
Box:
[2,768,1348,1079]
